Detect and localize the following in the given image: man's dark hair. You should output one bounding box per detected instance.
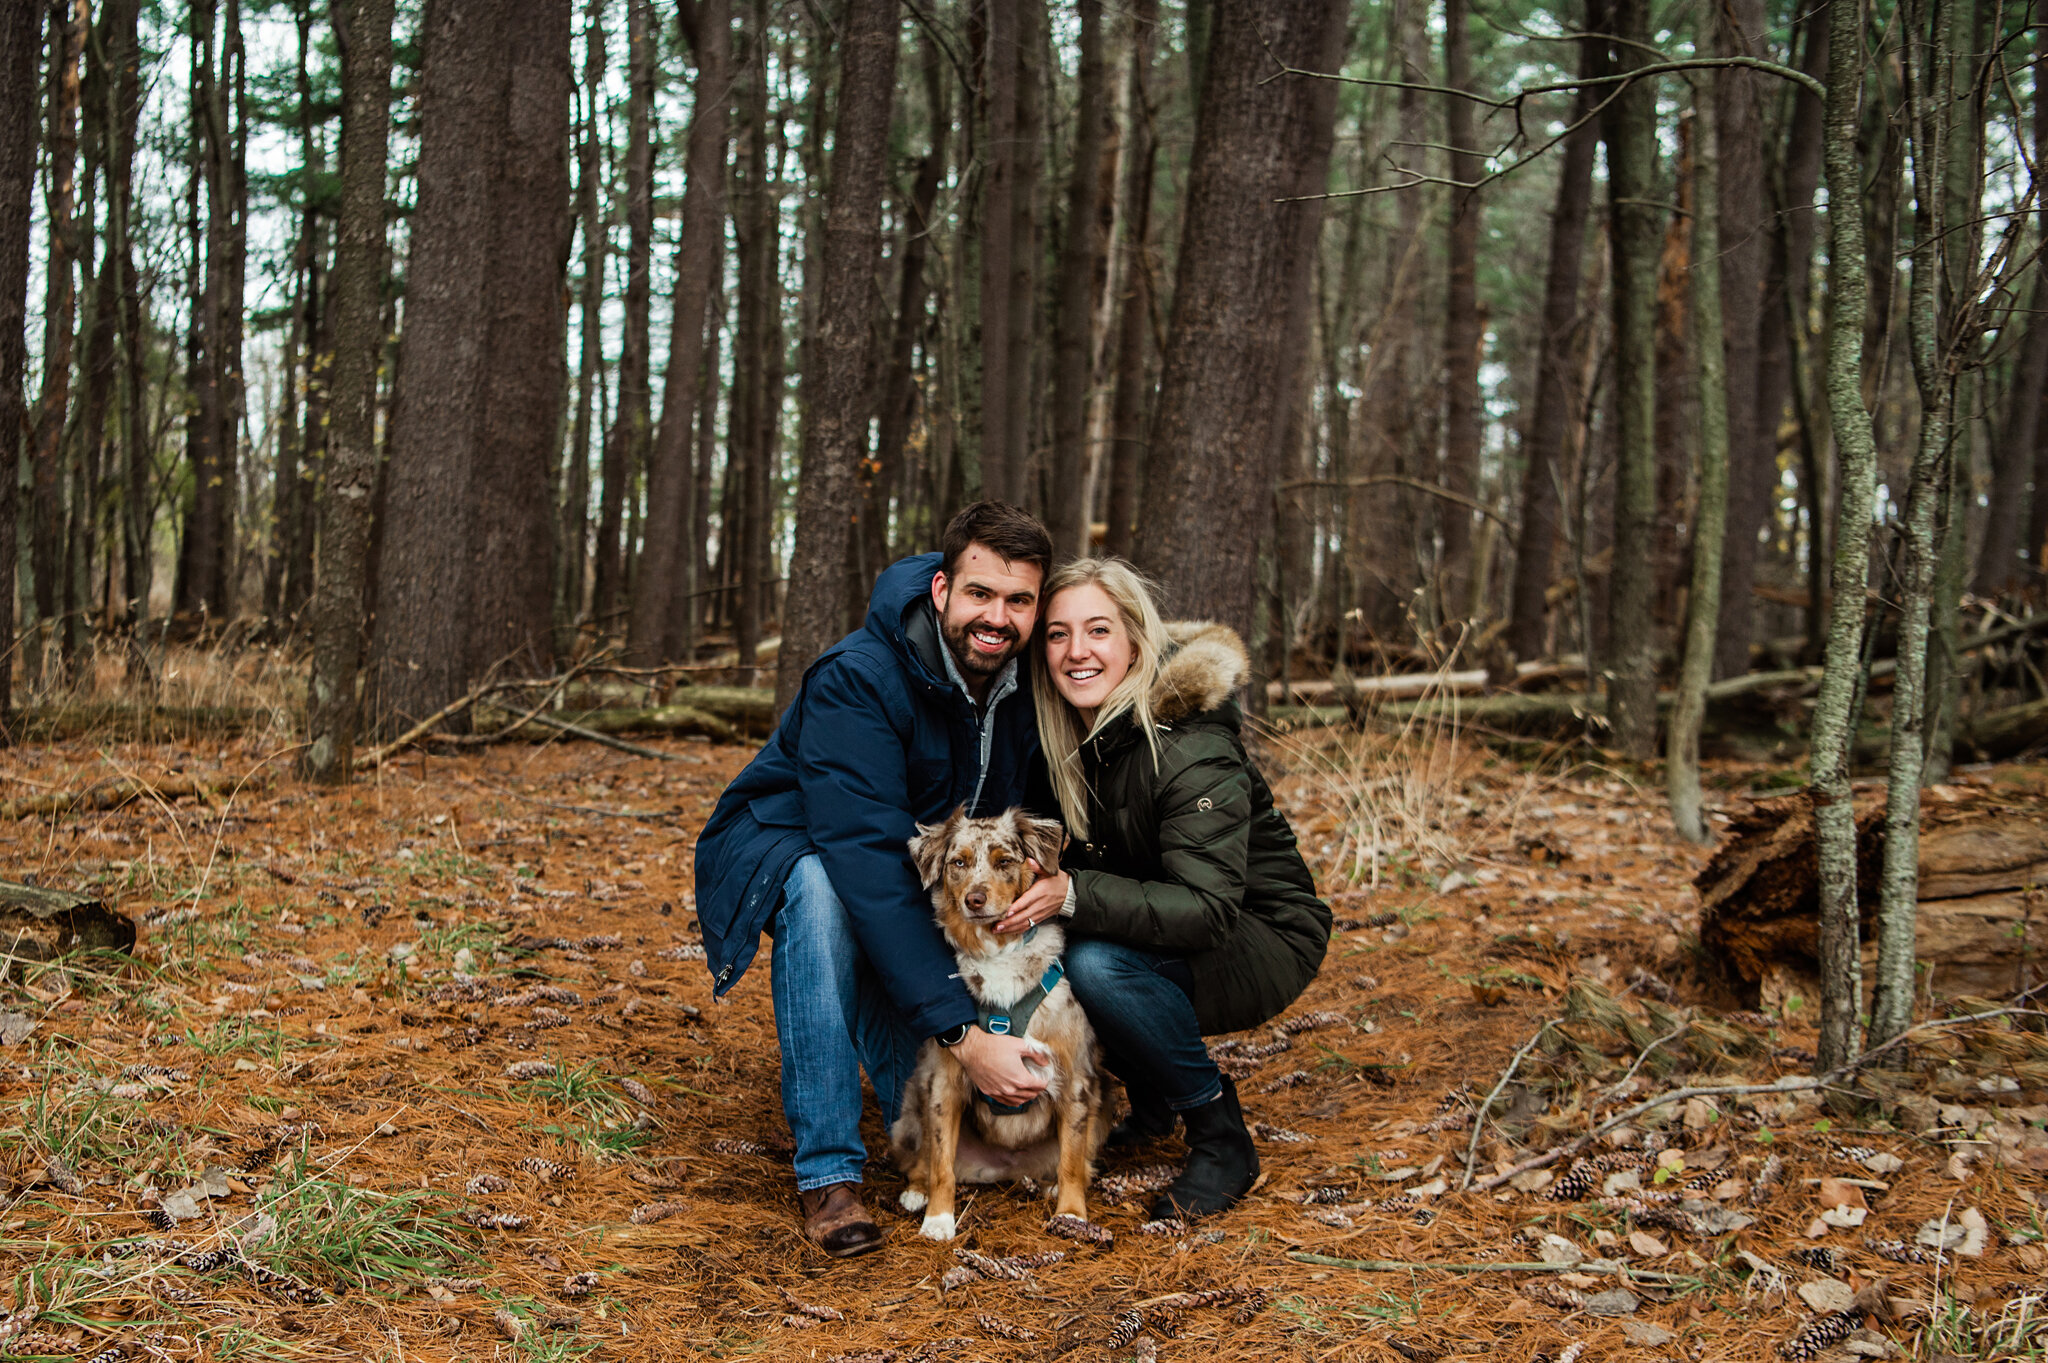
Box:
[939,501,1054,581]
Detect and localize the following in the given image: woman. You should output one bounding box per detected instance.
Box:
[999,557,1332,1220]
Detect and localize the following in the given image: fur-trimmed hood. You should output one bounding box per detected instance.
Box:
[1151,621,1250,724]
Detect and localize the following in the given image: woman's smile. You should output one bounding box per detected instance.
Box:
[1044,583,1134,727]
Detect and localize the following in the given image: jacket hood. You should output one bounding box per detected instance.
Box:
[1152,621,1249,724]
[866,552,948,686]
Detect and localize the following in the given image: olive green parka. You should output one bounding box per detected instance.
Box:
[1061,622,1332,1035]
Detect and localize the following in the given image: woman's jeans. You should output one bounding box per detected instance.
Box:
[769,855,921,1193]
[1062,937,1223,1110]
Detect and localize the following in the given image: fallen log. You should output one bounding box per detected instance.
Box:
[473,701,742,746]
[0,773,249,821]
[0,879,137,975]
[1696,789,2047,1006]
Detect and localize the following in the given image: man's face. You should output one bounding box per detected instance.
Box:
[931,543,1043,685]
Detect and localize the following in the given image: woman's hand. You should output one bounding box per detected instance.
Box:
[996,859,1068,934]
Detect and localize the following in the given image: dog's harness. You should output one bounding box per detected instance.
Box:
[975,952,1067,1115]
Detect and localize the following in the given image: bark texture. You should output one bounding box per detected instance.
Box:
[1133,0,1347,644]
[1439,0,1482,620]
[303,0,395,782]
[0,0,36,728]
[1046,0,1105,560]
[775,0,901,712]
[628,0,732,664]
[369,0,571,732]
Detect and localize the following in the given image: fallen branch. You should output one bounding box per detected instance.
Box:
[353,680,503,770]
[0,774,250,821]
[1457,1018,1561,1191]
[513,712,690,763]
[1285,1252,1703,1286]
[1469,991,2048,1193]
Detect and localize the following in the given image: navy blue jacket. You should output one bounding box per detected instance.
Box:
[692,554,1047,1039]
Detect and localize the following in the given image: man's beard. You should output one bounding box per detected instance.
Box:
[940,608,1022,679]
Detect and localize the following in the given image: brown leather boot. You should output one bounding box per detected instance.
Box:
[798,1182,884,1258]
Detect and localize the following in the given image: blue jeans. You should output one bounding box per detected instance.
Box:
[1063,937,1223,1110]
[769,855,922,1192]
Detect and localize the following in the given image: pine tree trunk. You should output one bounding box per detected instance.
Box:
[868,29,949,572]
[776,0,901,711]
[1004,0,1043,511]
[1811,0,1881,1074]
[1133,0,1347,640]
[1101,0,1157,562]
[1668,85,1730,847]
[591,0,656,632]
[729,0,780,683]
[368,0,569,732]
[978,0,1019,502]
[1046,0,1104,559]
[1439,0,1482,621]
[561,0,605,636]
[1602,0,1660,757]
[105,0,147,628]
[1708,0,1771,680]
[684,264,725,653]
[0,0,34,731]
[30,0,85,671]
[629,0,732,665]
[2027,51,2048,577]
[304,0,394,781]
[1506,3,1602,661]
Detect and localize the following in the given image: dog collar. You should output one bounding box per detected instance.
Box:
[975,956,1067,1115]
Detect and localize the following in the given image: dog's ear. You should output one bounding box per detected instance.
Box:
[1016,814,1066,873]
[907,806,966,888]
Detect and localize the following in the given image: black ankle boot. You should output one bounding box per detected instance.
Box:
[1106,1085,1175,1150]
[1148,1077,1259,1220]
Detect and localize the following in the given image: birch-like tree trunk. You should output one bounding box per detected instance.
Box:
[1810,0,1881,1074]
[1668,89,1729,847]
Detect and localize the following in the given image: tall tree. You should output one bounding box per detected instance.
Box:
[1810,0,1881,1076]
[1101,0,1158,562]
[595,0,658,628]
[1133,0,1347,645]
[0,0,36,730]
[776,0,901,710]
[1978,36,2045,592]
[1668,83,1730,846]
[978,0,1020,502]
[1045,0,1105,559]
[303,0,395,781]
[1439,0,1482,620]
[1601,0,1660,757]
[368,0,571,730]
[628,0,733,665]
[29,0,85,671]
[1708,0,1772,678]
[727,0,783,682]
[1506,4,1603,660]
[560,0,605,634]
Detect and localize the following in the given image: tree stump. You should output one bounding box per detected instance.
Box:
[1696,788,2047,1006]
[0,879,138,977]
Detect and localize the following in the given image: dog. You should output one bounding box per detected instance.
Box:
[889,807,1109,1241]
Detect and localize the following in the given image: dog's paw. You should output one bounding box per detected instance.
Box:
[917,1212,957,1241]
[899,1187,928,1213]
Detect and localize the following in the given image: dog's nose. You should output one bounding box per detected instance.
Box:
[965,890,987,912]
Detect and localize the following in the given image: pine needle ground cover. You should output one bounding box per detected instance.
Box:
[2,733,2044,1362]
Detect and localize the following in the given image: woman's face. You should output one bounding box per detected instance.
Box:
[1043,583,1134,719]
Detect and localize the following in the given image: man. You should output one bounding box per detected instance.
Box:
[693,502,1058,1257]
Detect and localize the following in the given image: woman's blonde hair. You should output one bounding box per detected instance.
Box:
[1031,557,1171,839]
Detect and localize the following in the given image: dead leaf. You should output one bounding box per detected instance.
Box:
[1585,1288,1639,1316]
[1817,1177,1868,1211]
[1798,1280,1855,1313]
[1469,982,1508,1007]
[1955,1207,1989,1258]
[1621,1322,1677,1347]
[1628,1230,1668,1258]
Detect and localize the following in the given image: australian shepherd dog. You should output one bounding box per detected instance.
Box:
[890,807,1109,1241]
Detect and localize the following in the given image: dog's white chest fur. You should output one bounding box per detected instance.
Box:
[960,928,1065,1011]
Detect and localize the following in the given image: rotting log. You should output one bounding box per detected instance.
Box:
[16,704,271,743]
[474,701,742,746]
[1697,790,2047,1005]
[0,879,137,974]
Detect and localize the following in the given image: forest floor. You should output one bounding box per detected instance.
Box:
[1,715,2045,1363]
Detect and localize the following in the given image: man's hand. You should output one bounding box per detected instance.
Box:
[950,1027,1052,1106]
[996,859,1067,934]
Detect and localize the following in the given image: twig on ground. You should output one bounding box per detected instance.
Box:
[1458,1017,1561,1190]
[1286,1252,1704,1286]
[1470,991,2048,1193]
[460,778,675,822]
[510,712,689,763]
[1603,1023,1691,1104]
[353,681,504,770]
